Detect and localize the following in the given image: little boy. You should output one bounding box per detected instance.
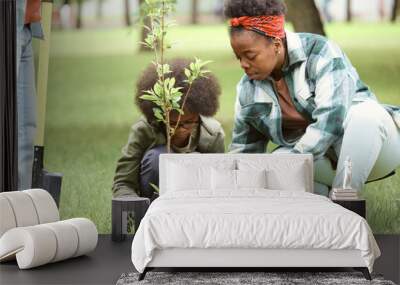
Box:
[112,58,225,198]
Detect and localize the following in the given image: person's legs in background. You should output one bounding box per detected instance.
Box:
[139,145,169,199]
[16,24,37,190]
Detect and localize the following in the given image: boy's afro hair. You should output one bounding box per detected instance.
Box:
[223,0,286,18]
[135,58,221,123]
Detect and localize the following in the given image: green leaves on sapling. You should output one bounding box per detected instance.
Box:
[139,0,212,152]
[184,57,212,84]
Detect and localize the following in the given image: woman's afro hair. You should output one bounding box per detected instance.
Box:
[135,58,221,123]
[224,0,286,18]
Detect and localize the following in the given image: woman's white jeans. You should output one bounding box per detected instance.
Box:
[273,100,400,196]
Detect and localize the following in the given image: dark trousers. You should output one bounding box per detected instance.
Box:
[139,145,169,199]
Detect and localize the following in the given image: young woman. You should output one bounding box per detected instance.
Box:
[112,58,225,199]
[225,0,400,195]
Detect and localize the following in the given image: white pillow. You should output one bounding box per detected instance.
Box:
[211,168,236,190]
[236,169,268,189]
[211,168,268,191]
[167,162,211,192]
[237,159,309,192]
[266,168,307,192]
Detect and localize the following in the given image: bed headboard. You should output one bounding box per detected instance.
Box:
[159,153,314,195]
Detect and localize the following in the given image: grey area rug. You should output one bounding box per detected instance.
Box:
[116,271,396,285]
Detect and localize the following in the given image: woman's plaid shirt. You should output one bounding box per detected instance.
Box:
[230,31,400,159]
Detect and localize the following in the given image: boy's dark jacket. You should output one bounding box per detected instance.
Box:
[112,116,225,197]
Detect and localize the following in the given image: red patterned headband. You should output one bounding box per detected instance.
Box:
[229,15,286,39]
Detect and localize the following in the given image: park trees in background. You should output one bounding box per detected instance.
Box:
[96,0,104,20]
[346,0,352,22]
[285,0,326,36]
[75,0,83,28]
[57,0,84,29]
[392,0,399,22]
[58,0,399,32]
[70,0,132,28]
[138,0,327,48]
[379,0,398,22]
[139,0,152,52]
[124,0,132,26]
[191,0,199,24]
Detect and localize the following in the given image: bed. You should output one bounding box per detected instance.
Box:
[131,154,380,280]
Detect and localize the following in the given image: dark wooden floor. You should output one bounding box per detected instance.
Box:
[0,235,134,285]
[0,235,398,285]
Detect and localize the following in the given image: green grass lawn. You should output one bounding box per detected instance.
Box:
[44,23,400,234]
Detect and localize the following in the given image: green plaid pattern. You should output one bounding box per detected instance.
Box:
[230,31,400,159]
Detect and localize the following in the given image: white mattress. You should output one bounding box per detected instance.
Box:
[131,190,380,273]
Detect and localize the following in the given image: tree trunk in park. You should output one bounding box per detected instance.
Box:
[285,0,326,36]
[124,0,131,26]
[139,0,152,52]
[346,0,352,22]
[76,0,82,29]
[191,0,199,24]
[96,0,103,20]
[391,0,399,22]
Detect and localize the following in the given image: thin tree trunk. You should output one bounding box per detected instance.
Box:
[76,0,82,29]
[391,0,399,22]
[96,0,103,20]
[124,0,131,26]
[191,0,198,24]
[138,0,152,52]
[285,0,326,36]
[346,0,352,22]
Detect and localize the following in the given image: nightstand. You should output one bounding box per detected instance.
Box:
[111,196,150,242]
[332,199,366,218]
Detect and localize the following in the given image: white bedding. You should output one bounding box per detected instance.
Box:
[131,190,380,273]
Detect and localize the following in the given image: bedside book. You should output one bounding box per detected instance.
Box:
[330,187,359,200]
